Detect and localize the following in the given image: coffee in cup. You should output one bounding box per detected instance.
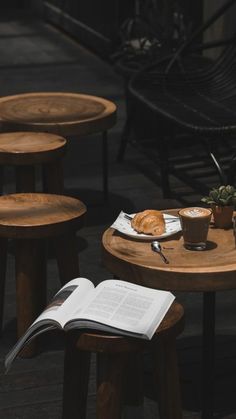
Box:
[178,207,212,250]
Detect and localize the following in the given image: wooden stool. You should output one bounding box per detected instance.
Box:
[62,301,184,419]
[0,193,86,355]
[0,92,117,200]
[0,131,67,194]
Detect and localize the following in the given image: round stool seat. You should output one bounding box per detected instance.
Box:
[0,193,86,355]
[73,301,184,353]
[0,131,67,165]
[0,92,117,136]
[0,193,86,238]
[63,301,184,419]
[0,92,117,200]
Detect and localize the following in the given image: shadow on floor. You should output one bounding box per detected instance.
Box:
[143,334,236,418]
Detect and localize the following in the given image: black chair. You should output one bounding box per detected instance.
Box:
[120,0,236,197]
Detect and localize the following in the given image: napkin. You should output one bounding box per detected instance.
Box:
[111,211,181,239]
[111,211,132,234]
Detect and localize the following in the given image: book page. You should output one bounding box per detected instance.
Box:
[67,279,174,338]
[35,277,94,327]
[5,277,94,372]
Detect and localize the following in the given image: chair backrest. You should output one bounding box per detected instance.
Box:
[166,0,236,74]
[129,0,236,97]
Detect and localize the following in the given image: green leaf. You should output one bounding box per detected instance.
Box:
[221,189,228,199]
[210,190,218,201]
[201,184,236,206]
[226,185,235,194]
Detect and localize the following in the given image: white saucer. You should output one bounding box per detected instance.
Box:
[111,211,182,240]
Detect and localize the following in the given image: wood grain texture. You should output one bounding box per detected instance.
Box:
[63,334,91,419]
[0,194,86,354]
[63,302,184,419]
[15,238,47,357]
[0,92,117,136]
[0,193,86,238]
[0,132,67,165]
[0,132,66,194]
[96,352,128,419]
[102,209,236,292]
[71,301,184,354]
[152,336,182,419]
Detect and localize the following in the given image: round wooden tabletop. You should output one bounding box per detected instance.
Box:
[0,92,117,136]
[102,209,236,292]
[0,193,86,238]
[0,131,67,164]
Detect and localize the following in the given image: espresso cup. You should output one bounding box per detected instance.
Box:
[179,207,212,250]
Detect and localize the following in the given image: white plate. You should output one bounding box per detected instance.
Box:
[111,211,182,240]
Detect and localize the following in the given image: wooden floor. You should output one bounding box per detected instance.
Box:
[0,8,236,419]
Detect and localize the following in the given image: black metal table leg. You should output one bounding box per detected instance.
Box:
[202,291,216,419]
[102,131,108,201]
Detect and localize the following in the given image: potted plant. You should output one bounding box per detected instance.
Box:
[201,185,236,228]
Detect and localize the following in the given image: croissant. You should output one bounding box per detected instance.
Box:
[131,209,165,235]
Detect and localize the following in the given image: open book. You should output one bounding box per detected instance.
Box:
[5,277,175,372]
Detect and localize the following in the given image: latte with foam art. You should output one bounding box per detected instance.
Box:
[179,207,212,218]
[178,207,212,250]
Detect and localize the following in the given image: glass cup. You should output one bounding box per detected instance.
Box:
[179,207,212,250]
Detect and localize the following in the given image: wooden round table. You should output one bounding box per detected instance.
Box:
[102,209,236,419]
[0,92,117,200]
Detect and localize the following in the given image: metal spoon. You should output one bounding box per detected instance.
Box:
[151,241,169,264]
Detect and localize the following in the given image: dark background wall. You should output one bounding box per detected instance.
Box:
[0,0,203,59]
[43,0,203,58]
[42,0,135,57]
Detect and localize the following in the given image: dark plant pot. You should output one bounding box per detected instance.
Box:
[211,205,234,228]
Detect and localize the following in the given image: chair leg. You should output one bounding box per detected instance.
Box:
[152,337,182,419]
[208,150,226,184]
[96,352,128,419]
[0,238,7,335]
[62,332,91,419]
[53,232,80,286]
[203,138,227,184]
[15,238,47,357]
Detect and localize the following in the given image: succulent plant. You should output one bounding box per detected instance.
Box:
[201,185,236,207]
